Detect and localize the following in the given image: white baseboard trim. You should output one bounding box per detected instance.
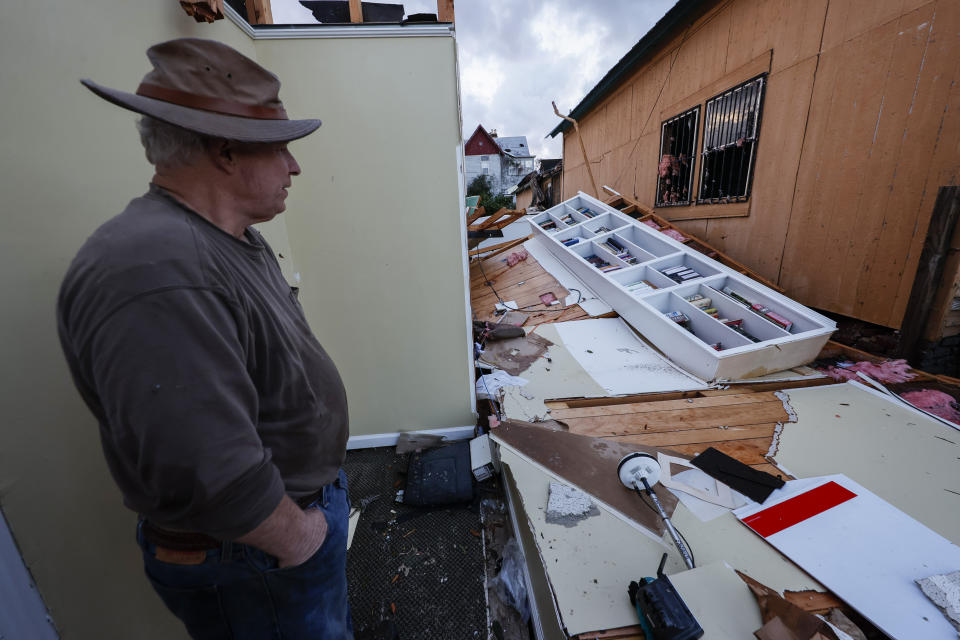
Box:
[346,425,477,450]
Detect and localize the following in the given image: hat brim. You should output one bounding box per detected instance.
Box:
[81,79,321,143]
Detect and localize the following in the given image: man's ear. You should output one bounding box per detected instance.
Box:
[208,138,237,174]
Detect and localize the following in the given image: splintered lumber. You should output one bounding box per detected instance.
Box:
[468,235,530,260]
[180,0,224,22]
[560,399,790,437]
[466,204,487,226]
[608,423,777,447]
[549,392,780,420]
[245,0,272,24]
[348,0,362,23]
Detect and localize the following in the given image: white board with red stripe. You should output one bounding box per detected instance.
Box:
[734,474,960,639]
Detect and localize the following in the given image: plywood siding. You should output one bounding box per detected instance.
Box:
[560,0,959,329]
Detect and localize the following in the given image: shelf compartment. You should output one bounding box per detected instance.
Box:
[593,233,650,266]
[676,282,791,343]
[644,291,752,351]
[569,240,630,273]
[609,265,677,297]
[530,211,568,233]
[647,253,721,285]
[553,224,596,247]
[702,276,820,335]
[607,224,679,258]
[581,212,631,236]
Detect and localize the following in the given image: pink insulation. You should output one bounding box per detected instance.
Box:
[900,390,960,424]
[661,229,688,242]
[820,359,916,384]
[505,250,528,267]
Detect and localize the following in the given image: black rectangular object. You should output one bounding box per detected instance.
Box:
[689,446,784,503]
[403,441,474,506]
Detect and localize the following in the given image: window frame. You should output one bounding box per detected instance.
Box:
[655,105,701,208]
[696,74,767,205]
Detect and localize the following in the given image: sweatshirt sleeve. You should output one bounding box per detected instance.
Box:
[87,286,285,539]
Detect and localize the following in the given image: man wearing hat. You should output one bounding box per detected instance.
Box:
[58,38,352,638]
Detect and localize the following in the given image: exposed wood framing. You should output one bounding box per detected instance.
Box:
[467,235,530,261]
[604,192,785,292]
[436,0,454,23]
[179,0,224,22]
[245,0,272,24]
[348,0,362,23]
[553,101,599,198]
[898,187,960,358]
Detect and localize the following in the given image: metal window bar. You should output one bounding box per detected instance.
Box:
[698,75,766,204]
[655,106,700,207]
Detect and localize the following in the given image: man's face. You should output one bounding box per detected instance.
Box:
[232,142,302,224]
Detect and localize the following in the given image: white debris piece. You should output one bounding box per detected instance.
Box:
[545,482,599,527]
[917,570,960,632]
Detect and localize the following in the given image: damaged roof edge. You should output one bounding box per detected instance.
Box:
[547,0,706,139]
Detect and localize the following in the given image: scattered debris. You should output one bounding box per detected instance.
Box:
[544,482,600,527]
[916,570,960,632]
[505,250,528,267]
[395,432,445,455]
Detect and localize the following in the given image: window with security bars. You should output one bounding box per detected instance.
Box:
[698,75,766,203]
[656,106,700,207]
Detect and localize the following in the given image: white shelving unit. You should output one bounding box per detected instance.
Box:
[529,192,836,381]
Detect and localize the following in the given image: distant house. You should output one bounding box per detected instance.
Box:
[514,159,563,211]
[464,125,535,196]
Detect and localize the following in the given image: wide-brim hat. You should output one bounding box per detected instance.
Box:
[81,38,320,143]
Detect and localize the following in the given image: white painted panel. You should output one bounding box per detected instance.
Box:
[0,509,59,640]
[735,475,960,639]
[553,318,707,394]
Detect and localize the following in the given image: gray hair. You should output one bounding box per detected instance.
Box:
[136,116,210,168]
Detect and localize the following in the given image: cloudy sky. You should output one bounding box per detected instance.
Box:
[273,0,676,160]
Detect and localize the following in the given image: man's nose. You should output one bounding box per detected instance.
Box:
[285,148,301,175]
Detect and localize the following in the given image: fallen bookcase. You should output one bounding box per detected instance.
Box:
[528,192,836,381]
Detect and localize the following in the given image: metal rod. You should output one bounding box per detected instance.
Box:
[639,479,695,570]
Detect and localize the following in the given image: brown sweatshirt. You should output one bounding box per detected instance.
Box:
[57,185,349,539]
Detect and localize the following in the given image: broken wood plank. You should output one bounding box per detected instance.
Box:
[436,0,454,23]
[563,401,790,436]
[783,590,845,615]
[348,0,362,23]
[245,0,272,24]
[468,235,530,259]
[465,204,487,226]
[663,438,772,466]
[608,423,776,447]
[549,392,778,420]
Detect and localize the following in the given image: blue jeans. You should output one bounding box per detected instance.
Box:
[137,469,353,639]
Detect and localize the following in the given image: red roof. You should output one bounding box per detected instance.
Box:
[464,125,503,156]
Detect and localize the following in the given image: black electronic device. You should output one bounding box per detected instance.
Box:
[627,553,704,640]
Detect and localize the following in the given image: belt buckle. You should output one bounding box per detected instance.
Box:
[154,546,208,565]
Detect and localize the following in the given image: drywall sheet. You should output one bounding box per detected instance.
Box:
[500,320,708,422]
[553,318,708,395]
[735,474,960,639]
[491,420,677,537]
[500,323,608,421]
[498,447,819,636]
[523,237,611,315]
[773,382,960,542]
[670,563,765,639]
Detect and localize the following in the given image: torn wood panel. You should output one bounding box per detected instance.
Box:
[563,401,790,436]
[549,392,780,420]
[609,423,777,447]
[491,420,679,537]
[667,438,774,466]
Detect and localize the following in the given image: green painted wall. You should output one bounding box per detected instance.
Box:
[0,3,471,637]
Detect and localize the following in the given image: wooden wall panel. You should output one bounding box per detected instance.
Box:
[725,0,827,74]
[779,19,900,315]
[557,0,957,329]
[886,2,960,326]
[702,57,819,283]
[851,4,942,324]
[821,0,920,51]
